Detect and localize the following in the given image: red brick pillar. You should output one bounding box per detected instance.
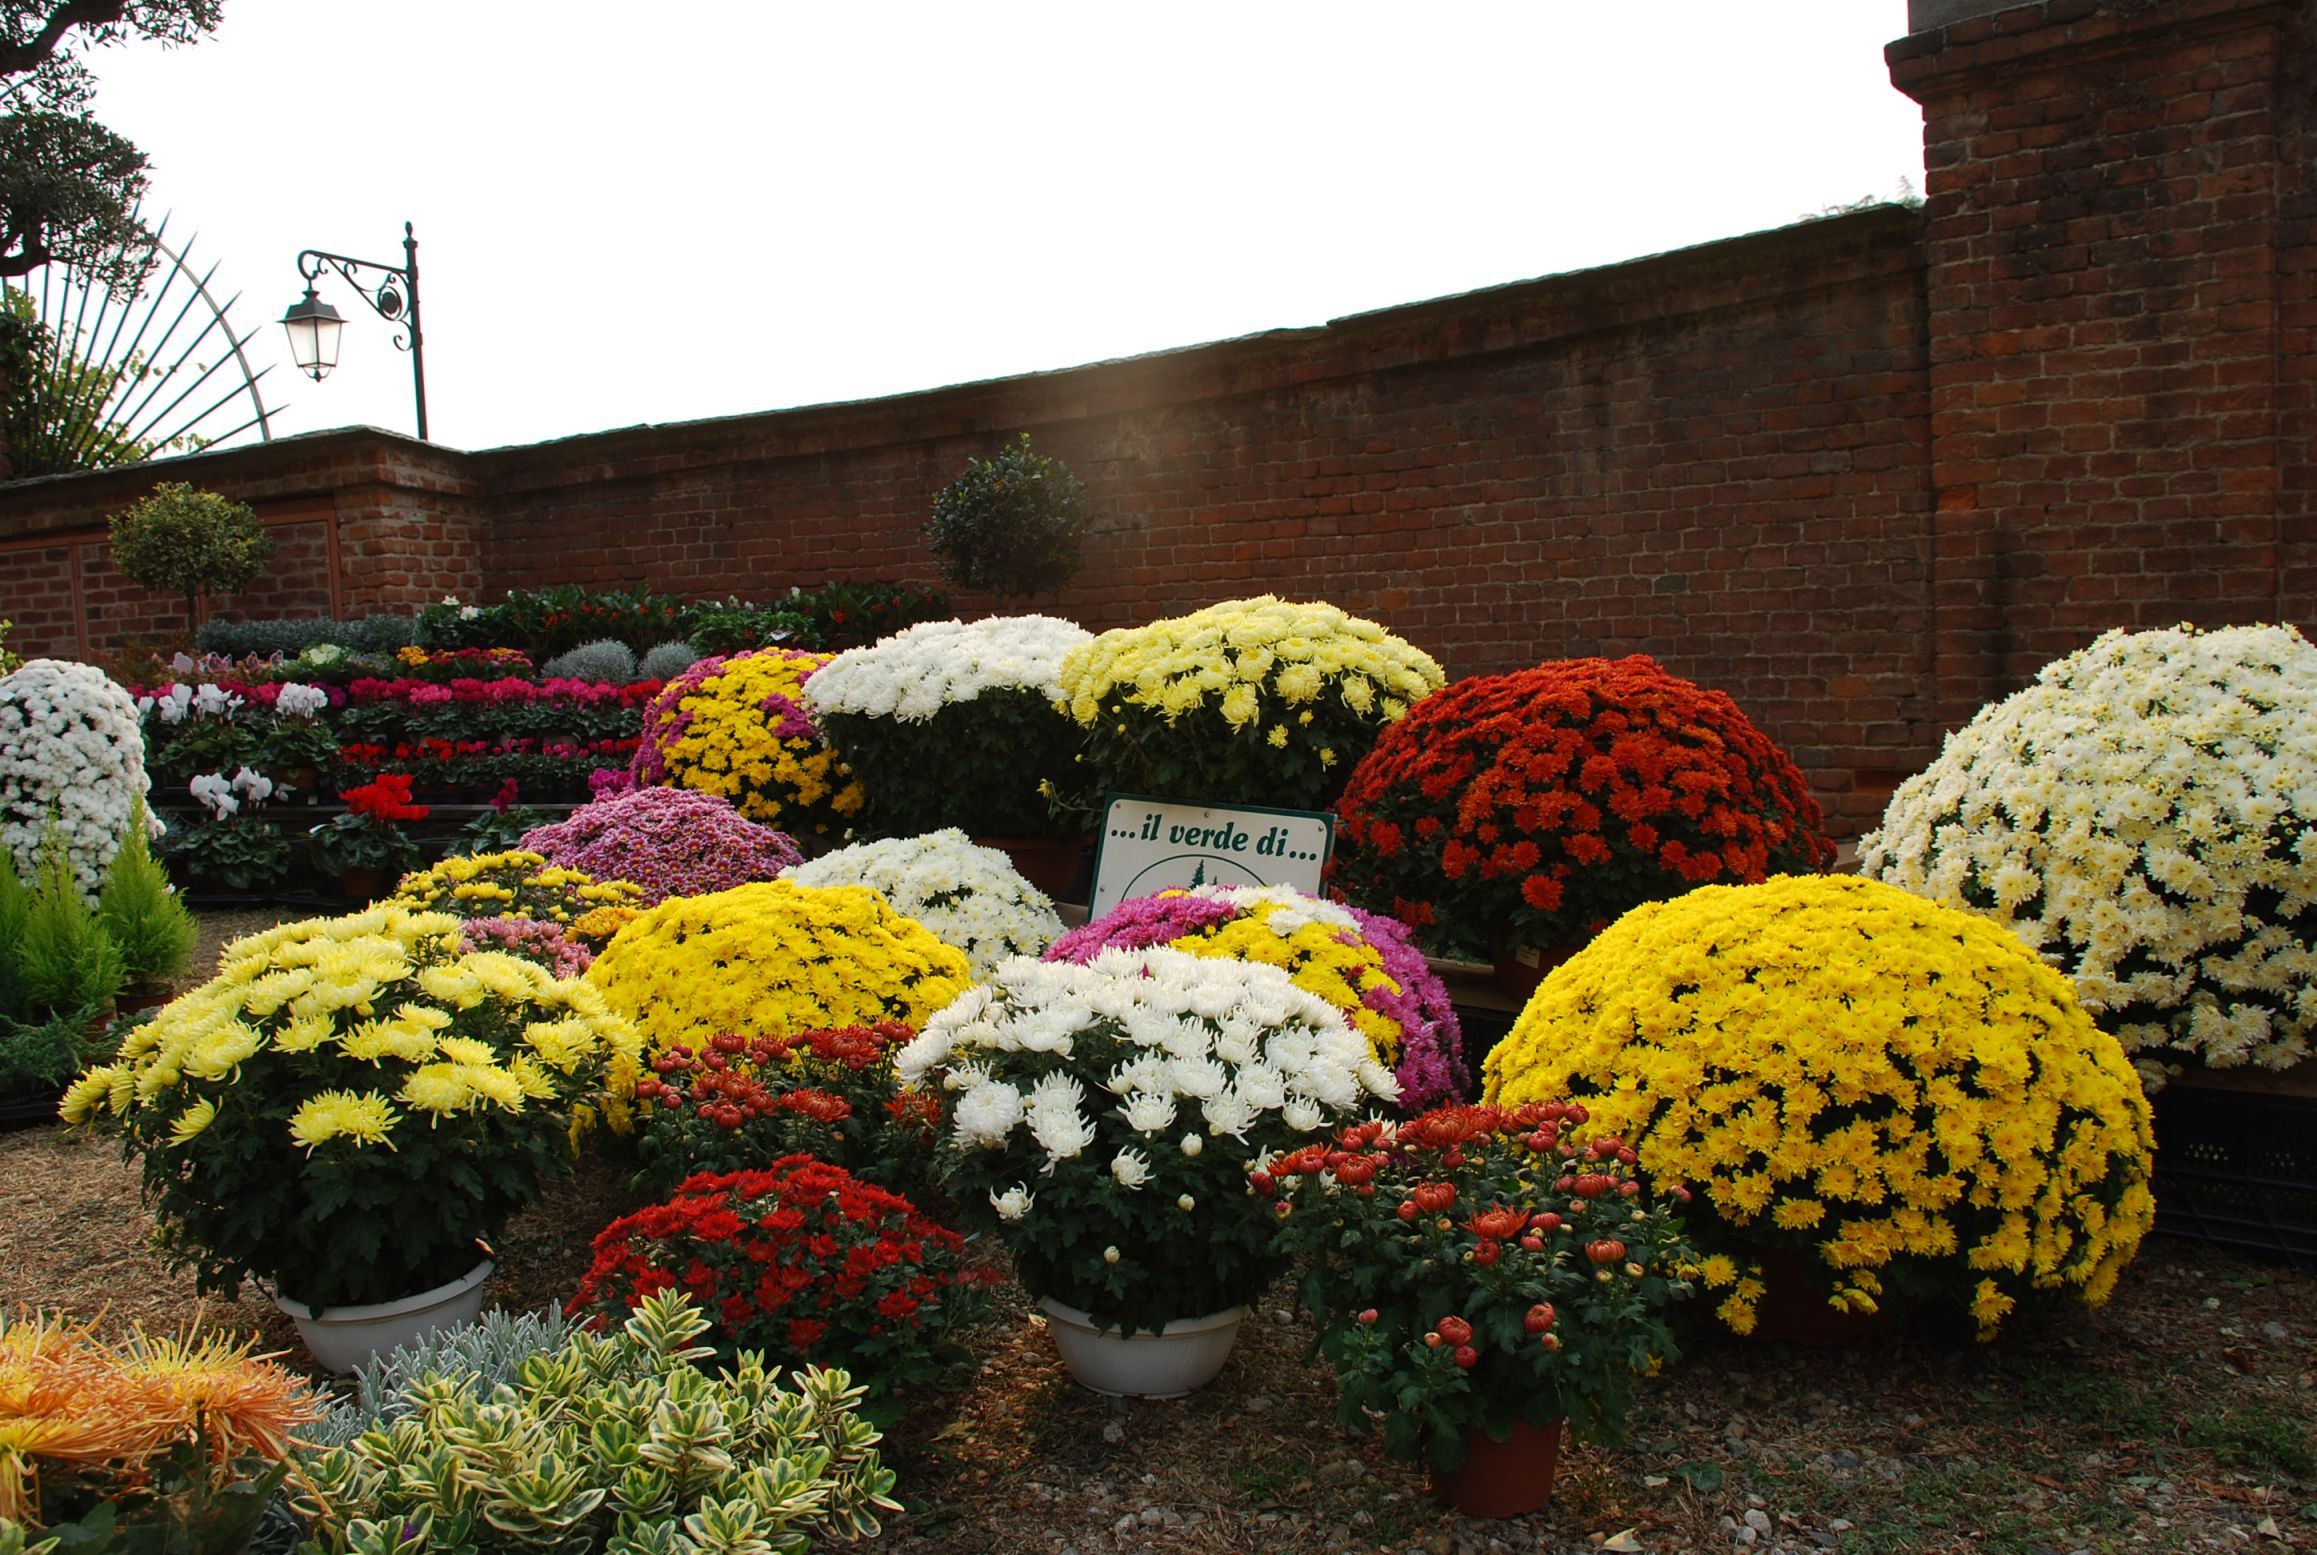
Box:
[1888,0,2307,730]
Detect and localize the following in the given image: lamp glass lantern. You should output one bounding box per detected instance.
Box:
[281,290,345,381]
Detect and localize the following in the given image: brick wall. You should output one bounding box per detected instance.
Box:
[3,0,2309,839]
[1889,0,2313,725]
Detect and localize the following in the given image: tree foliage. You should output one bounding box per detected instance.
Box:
[925,432,1090,599]
[1,1,224,286]
[106,478,271,628]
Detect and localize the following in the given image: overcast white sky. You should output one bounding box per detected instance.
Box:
[79,2,1926,453]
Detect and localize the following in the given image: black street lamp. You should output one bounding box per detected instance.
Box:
[282,221,428,440]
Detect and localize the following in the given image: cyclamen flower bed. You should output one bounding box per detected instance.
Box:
[1046,884,1468,1110]
[519,786,802,905]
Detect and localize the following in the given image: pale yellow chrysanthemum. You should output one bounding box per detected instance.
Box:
[433,1036,499,1068]
[184,1024,264,1082]
[59,1066,124,1124]
[286,1090,398,1151]
[166,1097,217,1145]
[399,1066,474,1116]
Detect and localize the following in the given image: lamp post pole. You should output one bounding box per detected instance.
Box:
[282,221,428,441]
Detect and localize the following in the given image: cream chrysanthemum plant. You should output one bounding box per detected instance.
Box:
[804,615,1090,722]
[801,615,1094,837]
[787,829,1064,980]
[61,905,642,1311]
[1057,596,1444,810]
[0,658,152,900]
[1861,623,2317,1086]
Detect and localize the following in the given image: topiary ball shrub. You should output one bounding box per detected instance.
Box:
[1045,884,1468,1111]
[925,433,1090,600]
[585,879,973,1061]
[628,648,864,838]
[519,786,801,906]
[1861,622,2317,1088]
[639,639,700,680]
[1483,874,2155,1340]
[0,658,152,901]
[1330,656,1834,958]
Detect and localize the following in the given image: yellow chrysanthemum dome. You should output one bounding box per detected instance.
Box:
[585,879,973,1061]
[1482,874,2155,1340]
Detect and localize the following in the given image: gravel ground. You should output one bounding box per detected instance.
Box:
[1,908,2307,1555]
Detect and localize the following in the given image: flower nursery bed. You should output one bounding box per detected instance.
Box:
[0,906,2305,1555]
[1,1115,2309,1555]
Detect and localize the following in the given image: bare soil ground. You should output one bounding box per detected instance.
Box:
[1,909,2308,1555]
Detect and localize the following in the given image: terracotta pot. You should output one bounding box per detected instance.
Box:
[972,834,1088,901]
[1035,1296,1246,1398]
[1489,935,1573,1002]
[339,865,388,902]
[1428,1417,1565,1518]
[1741,1248,1889,1346]
[116,988,176,1015]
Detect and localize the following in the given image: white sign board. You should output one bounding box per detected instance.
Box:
[1087,794,1336,919]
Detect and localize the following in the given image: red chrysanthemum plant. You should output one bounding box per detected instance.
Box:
[1330,656,1834,965]
[568,1156,987,1420]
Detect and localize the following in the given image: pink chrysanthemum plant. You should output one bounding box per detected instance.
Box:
[519,786,803,905]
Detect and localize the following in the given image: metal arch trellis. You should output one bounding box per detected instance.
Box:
[1,212,276,477]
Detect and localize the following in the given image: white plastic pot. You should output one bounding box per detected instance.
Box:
[1036,1295,1247,1398]
[274,1259,494,1374]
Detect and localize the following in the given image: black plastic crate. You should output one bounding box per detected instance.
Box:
[2151,1078,2317,1270]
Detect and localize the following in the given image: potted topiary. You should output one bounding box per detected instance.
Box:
[97,798,196,1010]
[105,481,274,641]
[925,432,1090,600]
[61,904,644,1371]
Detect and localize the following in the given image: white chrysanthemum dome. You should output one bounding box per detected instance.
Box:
[0,659,152,899]
[787,828,1064,979]
[1860,623,2317,1085]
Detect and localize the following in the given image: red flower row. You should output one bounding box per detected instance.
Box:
[340,772,431,823]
